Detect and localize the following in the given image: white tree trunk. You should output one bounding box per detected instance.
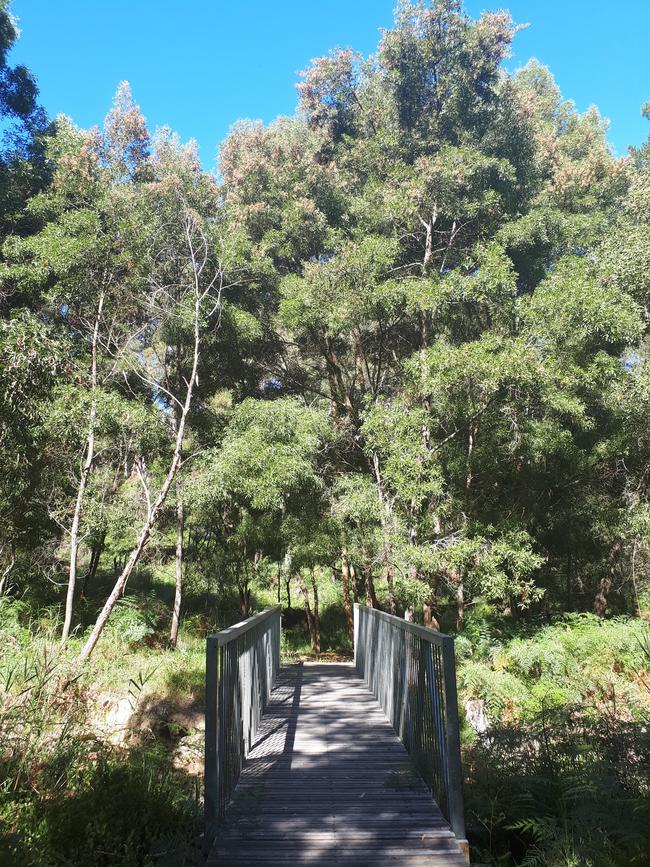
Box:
[169,473,184,648]
[62,290,105,643]
[0,550,16,596]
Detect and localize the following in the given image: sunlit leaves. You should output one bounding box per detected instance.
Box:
[202,398,332,513]
[278,235,399,333]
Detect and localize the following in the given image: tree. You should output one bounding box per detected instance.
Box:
[0,1,51,243]
[0,312,62,594]
[3,87,152,642]
[217,0,646,625]
[77,182,228,661]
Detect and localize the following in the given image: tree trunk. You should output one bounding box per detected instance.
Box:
[341,548,354,641]
[81,534,105,598]
[62,290,105,643]
[169,474,184,648]
[353,329,372,394]
[456,575,465,630]
[364,565,379,609]
[509,594,519,622]
[594,540,622,616]
[423,576,440,630]
[423,602,440,630]
[298,573,320,654]
[323,334,355,418]
[350,562,359,603]
[286,578,292,609]
[371,452,396,614]
[0,548,16,596]
[78,228,209,663]
[386,563,397,615]
[311,571,321,655]
[238,584,251,618]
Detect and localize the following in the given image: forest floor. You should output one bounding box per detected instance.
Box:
[1,567,649,866]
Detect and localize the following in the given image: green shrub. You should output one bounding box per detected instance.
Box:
[464,706,650,866]
[0,599,203,866]
[460,614,650,723]
[459,612,650,864]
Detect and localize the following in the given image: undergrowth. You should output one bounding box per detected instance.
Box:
[2,585,649,866]
[0,591,205,866]
[458,606,650,865]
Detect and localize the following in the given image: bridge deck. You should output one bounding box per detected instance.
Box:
[207,662,468,866]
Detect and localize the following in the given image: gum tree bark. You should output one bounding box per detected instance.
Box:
[341,548,354,641]
[169,472,184,648]
[298,572,321,654]
[61,289,105,643]
[371,452,397,614]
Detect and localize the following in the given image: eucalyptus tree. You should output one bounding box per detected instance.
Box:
[189,396,333,639]
[2,85,151,641]
[133,129,225,647]
[78,158,233,661]
[0,312,62,594]
[218,0,646,625]
[0,0,52,243]
[0,1,39,131]
[2,0,647,650]
[221,0,537,617]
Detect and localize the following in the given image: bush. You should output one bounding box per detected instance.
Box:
[0,600,202,866]
[459,612,650,864]
[464,706,650,866]
[459,613,650,723]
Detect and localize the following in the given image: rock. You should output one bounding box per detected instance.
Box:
[465,698,489,734]
[92,692,134,744]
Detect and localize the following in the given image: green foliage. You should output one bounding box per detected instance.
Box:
[464,707,650,866]
[0,596,204,866]
[459,612,650,865]
[459,613,650,722]
[103,596,169,647]
[209,397,332,512]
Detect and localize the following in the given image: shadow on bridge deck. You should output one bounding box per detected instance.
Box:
[207,662,468,866]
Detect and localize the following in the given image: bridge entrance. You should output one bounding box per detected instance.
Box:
[205,606,469,866]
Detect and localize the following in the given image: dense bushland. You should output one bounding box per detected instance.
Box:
[1,0,650,863]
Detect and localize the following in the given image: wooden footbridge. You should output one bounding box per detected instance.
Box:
[205,605,470,866]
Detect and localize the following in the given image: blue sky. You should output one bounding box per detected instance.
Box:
[9,1,650,170]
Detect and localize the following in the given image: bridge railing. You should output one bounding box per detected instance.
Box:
[354,603,466,843]
[205,605,281,829]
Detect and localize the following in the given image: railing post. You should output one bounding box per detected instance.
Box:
[353,602,360,669]
[275,608,281,679]
[204,634,220,834]
[441,634,466,845]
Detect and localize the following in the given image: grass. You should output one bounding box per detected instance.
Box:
[0,569,211,866]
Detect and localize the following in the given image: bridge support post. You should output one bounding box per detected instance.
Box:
[442,634,468,860]
[204,634,220,840]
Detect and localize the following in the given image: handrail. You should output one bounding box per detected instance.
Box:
[205,605,281,831]
[354,603,466,844]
